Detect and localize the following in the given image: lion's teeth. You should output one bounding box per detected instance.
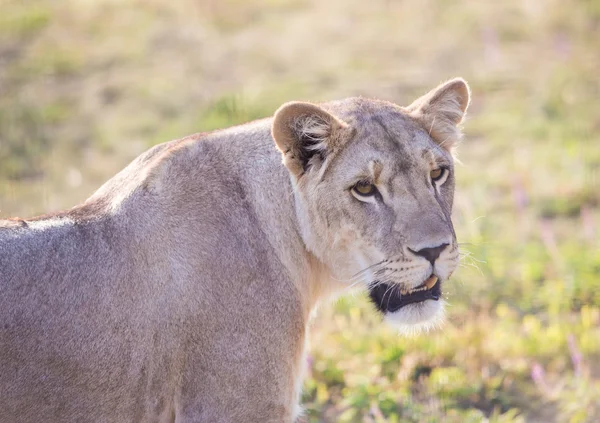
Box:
[401,276,438,296]
[424,275,439,290]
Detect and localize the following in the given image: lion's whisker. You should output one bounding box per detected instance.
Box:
[350,259,387,278]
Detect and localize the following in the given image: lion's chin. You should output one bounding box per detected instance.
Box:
[384,299,446,336]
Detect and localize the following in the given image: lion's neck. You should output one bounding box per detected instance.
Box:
[138,121,338,317]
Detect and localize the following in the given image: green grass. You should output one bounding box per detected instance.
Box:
[1,0,599,421]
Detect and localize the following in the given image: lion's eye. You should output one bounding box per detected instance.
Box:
[352,181,377,197]
[430,168,445,182]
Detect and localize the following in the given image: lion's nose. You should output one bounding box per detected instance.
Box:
[408,243,449,265]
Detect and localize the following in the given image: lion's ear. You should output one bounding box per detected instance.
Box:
[406,78,471,150]
[272,102,350,178]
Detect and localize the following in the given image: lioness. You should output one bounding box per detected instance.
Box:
[0,78,469,422]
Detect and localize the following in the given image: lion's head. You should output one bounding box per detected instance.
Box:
[272,79,470,333]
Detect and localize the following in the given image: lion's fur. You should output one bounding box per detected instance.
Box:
[0,78,469,422]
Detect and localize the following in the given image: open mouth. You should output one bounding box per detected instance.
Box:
[368,275,441,313]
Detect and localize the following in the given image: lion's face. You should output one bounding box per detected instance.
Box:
[272,79,470,332]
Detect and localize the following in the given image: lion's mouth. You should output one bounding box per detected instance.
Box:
[368,275,441,313]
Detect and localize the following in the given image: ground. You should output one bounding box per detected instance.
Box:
[1,0,599,421]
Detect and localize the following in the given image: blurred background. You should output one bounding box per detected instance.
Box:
[1,0,599,421]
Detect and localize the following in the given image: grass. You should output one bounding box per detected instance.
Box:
[1,0,599,421]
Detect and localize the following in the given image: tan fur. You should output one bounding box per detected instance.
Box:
[0,79,470,422]
[406,78,470,150]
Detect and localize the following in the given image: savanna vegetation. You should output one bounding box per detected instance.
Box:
[1,0,599,421]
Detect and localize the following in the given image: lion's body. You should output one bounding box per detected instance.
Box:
[0,80,470,423]
[0,123,314,422]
